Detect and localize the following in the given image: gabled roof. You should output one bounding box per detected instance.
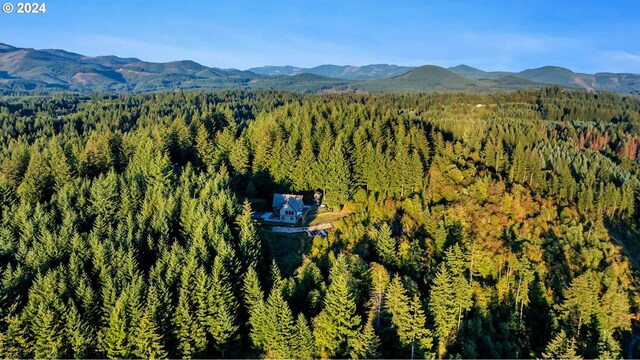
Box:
[273,193,304,213]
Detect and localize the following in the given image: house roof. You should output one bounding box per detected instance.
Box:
[273,193,304,213]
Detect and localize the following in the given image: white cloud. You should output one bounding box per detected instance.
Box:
[608,51,640,63]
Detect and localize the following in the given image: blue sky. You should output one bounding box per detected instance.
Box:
[2,0,640,72]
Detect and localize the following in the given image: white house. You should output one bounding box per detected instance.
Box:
[272,194,305,224]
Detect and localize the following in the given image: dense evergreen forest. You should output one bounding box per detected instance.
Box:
[0,88,639,359]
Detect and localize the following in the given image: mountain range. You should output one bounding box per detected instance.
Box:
[248,64,415,80]
[1,43,639,95]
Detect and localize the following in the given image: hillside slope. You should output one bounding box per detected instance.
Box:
[1,43,639,95]
[0,43,255,93]
[358,65,545,93]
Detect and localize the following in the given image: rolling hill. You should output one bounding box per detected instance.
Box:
[356,65,548,93]
[517,66,595,90]
[359,65,485,92]
[1,43,639,95]
[0,43,255,93]
[516,66,640,93]
[448,64,640,94]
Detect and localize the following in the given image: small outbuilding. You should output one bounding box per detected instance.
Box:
[272,193,305,224]
[313,191,323,206]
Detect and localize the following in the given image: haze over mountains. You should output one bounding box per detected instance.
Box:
[248,64,415,80]
[1,43,639,95]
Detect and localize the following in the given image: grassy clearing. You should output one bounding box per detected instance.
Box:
[304,211,348,226]
[260,229,310,276]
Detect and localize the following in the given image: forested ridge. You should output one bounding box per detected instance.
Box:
[0,88,638,359]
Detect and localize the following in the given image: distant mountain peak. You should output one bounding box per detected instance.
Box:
[450,64,482,71]
[527,65,574,73]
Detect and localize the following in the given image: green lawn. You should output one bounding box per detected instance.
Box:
[303,211,348,226]
[260,229,311,276]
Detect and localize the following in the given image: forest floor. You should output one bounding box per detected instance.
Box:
[259,229,311,276]
[605,220,640,269]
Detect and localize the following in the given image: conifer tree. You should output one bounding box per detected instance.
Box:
[243,267,267,351]
[432,221,448,255]
[17,150,52,204]
[375,223,397,267]
[352,130,368,189]
[0,315,30,359]
[263,285,295,358]
[484,138,497,170]
[80,132,113,177]
[133,310,168,359]
[410,151,424,193]
[293,138,315,191]
[192,267,210,354]
[0,173,16,208]
[596,333,621,360]
[393,137,412,197]
[362,142,379,193]
[559,272,599,335]
[351,312,380,359]
[494,138,505,174]
[313,255,362,358]
[33,306,62,359]
[317,139,353,205]
[429,263,457,359]
[407,295,434,360]
[509,141,526,183]
[147,152,174,189]
[385,276,432,359]
[229,138,250,175]
[195,125,215,169]
[65,303,93,359]
[90,170,119,233]
[174,290,195,359]
[270,259,282,288]
[208,257,238,357]
[445,244,472,331]
[542,330,581,360]
[102,297,131,359]
[596,281,631,337]
[293,314,316,359]
[326,140,353,207]
[514,257,535,321]
[236,200,261,271]
[369,262,390,328]
[47,139,74,191]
